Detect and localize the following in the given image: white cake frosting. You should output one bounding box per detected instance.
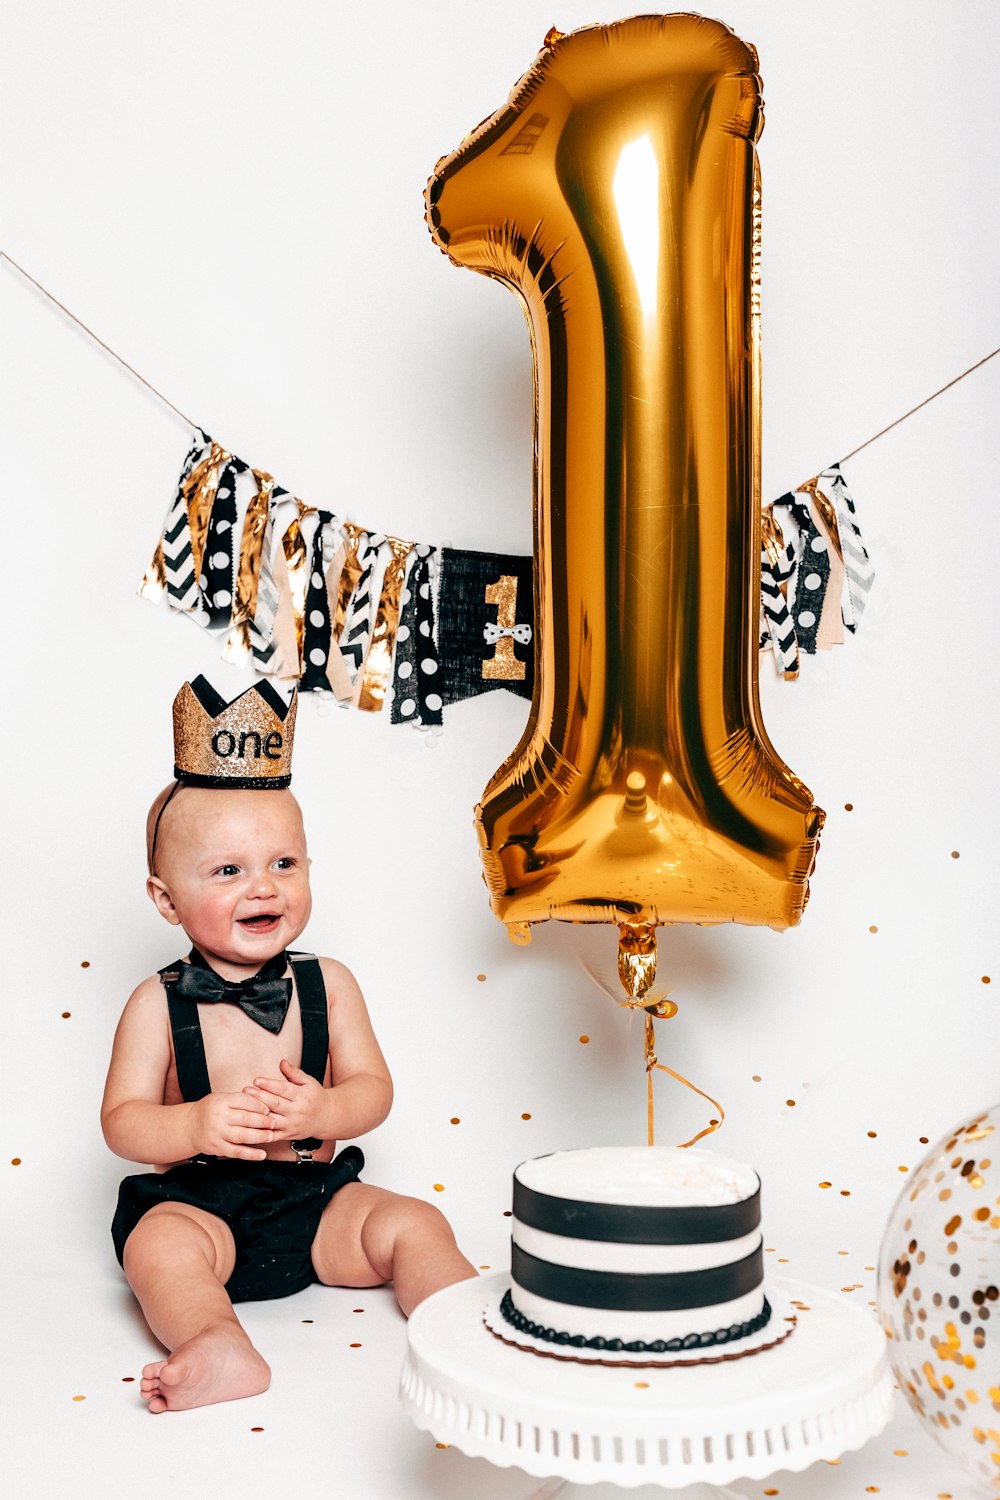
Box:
[504,1145,767,1351]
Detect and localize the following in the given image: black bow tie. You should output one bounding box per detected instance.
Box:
[173,948,292,1033]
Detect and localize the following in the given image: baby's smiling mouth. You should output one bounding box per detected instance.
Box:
[238,914,280,930]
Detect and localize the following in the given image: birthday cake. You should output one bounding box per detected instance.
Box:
[487,1146,788,1363]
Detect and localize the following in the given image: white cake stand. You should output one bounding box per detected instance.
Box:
[400,1273,893,1494]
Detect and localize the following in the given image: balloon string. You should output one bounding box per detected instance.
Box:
[0,251,198,429]
[644,1014,724,1148]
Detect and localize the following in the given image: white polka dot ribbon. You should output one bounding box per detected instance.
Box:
[483,621,533,645]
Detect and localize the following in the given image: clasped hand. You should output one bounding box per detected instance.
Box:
[193,1060,326,1159]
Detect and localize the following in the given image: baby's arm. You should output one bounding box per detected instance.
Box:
[101,976,275,1165]
[243,958,393,1144]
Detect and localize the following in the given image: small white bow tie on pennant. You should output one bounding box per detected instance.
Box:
[483,621,533,645]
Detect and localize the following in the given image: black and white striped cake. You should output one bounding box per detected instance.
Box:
[499,1146,771,1354]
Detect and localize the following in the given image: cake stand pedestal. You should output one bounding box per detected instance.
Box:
[400,1273,893,1493]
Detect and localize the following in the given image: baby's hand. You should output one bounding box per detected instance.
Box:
[192,1091,276,1160]
[243,1060,327,1142]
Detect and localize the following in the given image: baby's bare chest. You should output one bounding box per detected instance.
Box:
[163,1003,314,1103]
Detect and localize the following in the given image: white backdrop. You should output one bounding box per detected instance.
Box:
[2,2,999,1497]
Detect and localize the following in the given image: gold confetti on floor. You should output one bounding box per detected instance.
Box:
[983,976,992,985]
[121,1377,134,1382]
[786,1099,796,1107]
[867,1130,878,1138]
[435,1442,449,1449]
[353,1308,364,1313]
[349,1342,362,1349]
[433,1183,445,1192]
[869,924,879,933]
[951,850,960,859]
[80,960,90,968]
[844,802,854,811]
[579,1035,590,1044]
[250,1426,264,1433]
[72,1395,85,1402]
[61,1011,71,1019]
[450,1117,460,1124]
[752,1074,762,1082]
[521,1112,532,1120]
[301,1319,313,1324]
[819,1181,831,1189]
[840,1189,852,1196]
[11,1158,21,1166]
[634,1381,649,1389]
[476,974,486,982]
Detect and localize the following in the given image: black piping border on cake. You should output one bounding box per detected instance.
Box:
[513,1164,761,1244]
[499,1288,773,1353]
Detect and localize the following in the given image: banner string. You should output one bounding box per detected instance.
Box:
[3,249,997,473]
[1,251,197,429]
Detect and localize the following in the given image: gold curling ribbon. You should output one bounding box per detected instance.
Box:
[357,534,413,712]
[644,1013,725,1149]
[280,502,316,676]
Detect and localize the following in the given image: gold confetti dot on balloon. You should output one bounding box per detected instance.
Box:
[80,961,90,968]
[579,1035,590,1044]
[433,1183,445,1192]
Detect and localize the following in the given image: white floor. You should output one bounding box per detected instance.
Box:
[4,1254,987,1500]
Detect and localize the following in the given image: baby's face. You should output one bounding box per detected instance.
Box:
[148,787,312,972]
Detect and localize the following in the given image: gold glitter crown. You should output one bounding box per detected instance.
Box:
[172,675,297,788]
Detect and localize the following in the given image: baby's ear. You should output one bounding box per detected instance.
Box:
[146,876,182,926]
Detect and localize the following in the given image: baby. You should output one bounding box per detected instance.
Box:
[101,678,475,1413]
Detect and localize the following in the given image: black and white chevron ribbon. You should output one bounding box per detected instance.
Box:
[823,463,874,632]
[760,533,799,677]
[142,430,212,618]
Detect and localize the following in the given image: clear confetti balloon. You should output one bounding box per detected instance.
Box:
[878,1106,1000,1493]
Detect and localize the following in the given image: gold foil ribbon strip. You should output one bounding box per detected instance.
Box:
[281,502,316,676]
[644,1013,725,1149]
[357,534,413,712]
[185,442,231,582]
[334,523,365,642]
[232,469,274,629]
[139,540,166,601]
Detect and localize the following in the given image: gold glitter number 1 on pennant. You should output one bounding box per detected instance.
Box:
[482,576,525,681]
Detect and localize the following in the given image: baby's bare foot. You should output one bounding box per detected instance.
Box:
[140,1322,270,1413]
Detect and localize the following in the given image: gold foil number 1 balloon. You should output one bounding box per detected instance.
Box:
[426,16,823,995]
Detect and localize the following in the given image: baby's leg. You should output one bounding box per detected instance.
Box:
[311,1183,477,1316]
[123,1201,269,1413]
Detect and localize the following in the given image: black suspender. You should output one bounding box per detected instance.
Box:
[161,952,329,1157]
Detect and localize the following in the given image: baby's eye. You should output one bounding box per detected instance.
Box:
[214,864,240,877]
[273,857,296,871]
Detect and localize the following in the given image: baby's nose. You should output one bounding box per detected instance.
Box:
[250,869,277,896]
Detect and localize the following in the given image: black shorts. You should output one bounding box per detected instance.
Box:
[111,1145,364,1303]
